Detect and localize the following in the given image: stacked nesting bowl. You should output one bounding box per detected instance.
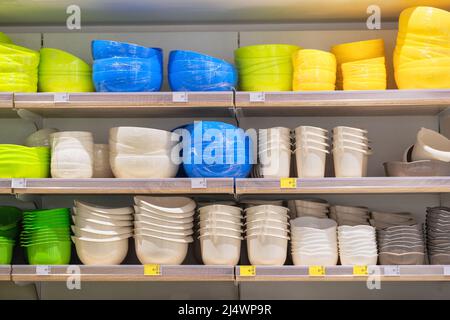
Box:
[258,127,291,178]
[21,208,71,265]
[235,44,300,91]
[426,207,450,264]
[289,199,329,218]
[330,205,370,226]
[292,49,336,91]
[92,40,163,92]
[371,211,416,230]
[294,126,329,178]
[168,50,237,91]
[25,128,58,147]
[0,145,50,178]
[337,225,378,265]
[39,48,94,92]
[341,57,387,90]
[0,207,21,264]
[134,196,195,265]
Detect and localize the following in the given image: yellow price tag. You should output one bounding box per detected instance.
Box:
[280,178,297,189]
[353,265,368,276]
[309,266,326,276]
[144,264,161,276]
[240,266,256,277]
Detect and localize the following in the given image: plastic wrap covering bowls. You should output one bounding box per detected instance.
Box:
[426,207,450,264]
[25,128,58,147]
[51,131,94,178]
[168,50,237,91]
[258,127,291,178]
[93,144,113,178]
[235,44,300,91]
[292,49,336,91]
[337,225,378,265]
[411,128,450,162]
[178,121,253,178]
[92,40,162,62]
[21,208,71,265]
[341,57,387,90]
[294,126,329,178]
[0,145,50,178]
[109,127,179,178]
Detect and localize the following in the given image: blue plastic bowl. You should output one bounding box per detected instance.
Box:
[92,40,162,60]
[93,57,161,73]
[169,70,237,91]
[169,59,235,73]
[93,70,162,92]
[169,50,229,65]
[177,121,253,178]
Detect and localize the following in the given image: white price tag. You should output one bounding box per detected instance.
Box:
[249,92,265,102]
[444,266,450,276]
[54,93,69,103]
[11,178,26,189]
[383,265,400,276]
[172,92,188,103]
[191,178,207,189]
[36,265,50,275]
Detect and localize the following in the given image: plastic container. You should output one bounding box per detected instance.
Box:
[26,241,71,265]
[295,145,328,178]
[412,128,450,162]
[258,145,291,178]
[134,234,189,265]
[200,234,241,265]
[0,242,14,264]
[333,146,370,178]
[246,234,288,265]
[110,154,178,178]
[72,236,128,265]
[92,40,162,61]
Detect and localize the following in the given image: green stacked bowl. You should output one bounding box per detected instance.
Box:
[0,207,22,264]
[21,208,71,265]
[0,145,50,178]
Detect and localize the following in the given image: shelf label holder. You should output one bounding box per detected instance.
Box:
[144,264,161,276]
[444,266,450,276]
[308,266,326,276]
[249,92,265,102]
[36,265,50,275]
[54,93,69,104]
[280,178,297,189]
[11,178,26,189]
[383,265,401,276]
[191,178,207,189]
[353,265,368,276]
[172,92,188,103]
[239,266,256,277]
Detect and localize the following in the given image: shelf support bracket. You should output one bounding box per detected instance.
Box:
[15,109,43,131]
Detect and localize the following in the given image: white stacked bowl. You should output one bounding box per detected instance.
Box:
[245,205,290,265]
[258,127,292,178]
[134,196,195,265]
[289,199,329,218]
[294,126,329,178]
[93,144,113,178]
[50,131,94,178]
[71,200,134,265]
[332,126,371,178]
[198,204,243,265]
[109,127,180,178]
[290,217,338,266]
[338,225,378,265]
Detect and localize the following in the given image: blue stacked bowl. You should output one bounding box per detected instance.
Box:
[175,121,253,178]
[91,40,163,92]
[168,50,237,91]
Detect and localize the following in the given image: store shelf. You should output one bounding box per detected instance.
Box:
[0,266,11,281]
[13,92,234,118]
[11,265,235,282]
[0,179,11,194]
[235,90,450,116]
[0,93,16,118]
[236,265,450,282]
[12,178,234,195]
[236,177,450,195]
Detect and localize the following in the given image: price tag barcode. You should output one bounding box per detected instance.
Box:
[191,178,207,189]
[249,92,265,102]
[11,178,26,189]
[54,93,69,103]
[240,266,256,277]
[308,266,326,276]
[280,178,297,189]
[172,92,188,103]
[144,264,161,276]
[36,265,50,275]
[384,265,400,276]
[353,265,368,276]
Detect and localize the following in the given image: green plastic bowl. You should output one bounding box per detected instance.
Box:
[0,147,50,177]
[0,206,22,227]
[0,83,37,92]
[239,73,293,91]
[0,242,14,264]
[39,48,91,73]
[26,241,71,265]
[235,44,300,59]
[0,226,19,239]
[38,73,94,93]
[0,32,13,44]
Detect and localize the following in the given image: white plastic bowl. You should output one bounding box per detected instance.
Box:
[135,196,196,214]
[295,146,328,178]
[333,146,370,178]
[135,220,193,231]
[291,216,337,229]
[246,234,288,265]
[72,235,129,265]
[246,219,289,229]
[332,126,367,136]
[93,144,114,178]
[109,127,179,151]
[293,199,329,209]
[71,225,132,238]
[199,219,243,229]
[74,207,133,221]
[291,252,338,266]
[258,146,291,178]
[200,234,241,265]
[134,228,193,241]
[412,127,450,162]
[74,200,133,215]
[339,254,378,265]
[72,215,132,228]
[199,204,242,216]
[134,234,189,265]
[198,227,242,237]
[134,210,194,224]
[295,126,328,136]
[110,154,179,178]
[135,225,193,237]
[136,205,195,219]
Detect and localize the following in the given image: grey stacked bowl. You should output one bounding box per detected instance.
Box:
[426,207,450,264]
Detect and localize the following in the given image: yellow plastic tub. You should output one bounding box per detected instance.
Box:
[292,49,336,91]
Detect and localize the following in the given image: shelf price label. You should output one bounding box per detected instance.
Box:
[249,92,265,102]
[144,264,161,276]
[384,265,401,276]
[240,266,256,277]
[36,265,50,275]
[54,93,69,103]
[353,265,368,276]
[280,178,297,189]
[308,266,326,276]
[172,92,188,103]
[191,178,207,189]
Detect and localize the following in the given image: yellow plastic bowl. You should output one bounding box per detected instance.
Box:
[0,59,38,73]
[293,49,336,68]
[0,146,50,178]
[331,39,385,64]
[398,6,450,38]
[39,48,91,73]
[0,43,39,59]
[0,83,37,93]
[343,80,387,90]
[239,74,293,91]
[395,57,450,89]
[293,69,336,83]
[38,73,94,92]
[236,60,293,75]
[293,82,335,91]
[235,44,300,59]
[0,33,13,44]
[342,57,386,76]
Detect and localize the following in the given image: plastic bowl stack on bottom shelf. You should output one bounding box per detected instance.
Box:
[168,50,237,91]
[0,145,50,178]
[93,144,113,178]
[332,126,372,178]
[198,204,243,265]
[38,48,94,92]
[341,57,387,90]
[92,40,163,92]
[294,126,329,178]
[234,44,300,91]
[288,199,330,218]
[290,217,338,266]
[371,211,416,230]
[50,131,94,178]
[245,205,290,265]
[0,207,22,264]
[134,196,195,265]
[337,225,378,265]
[426,207,450,264]
[109,127,179,178]
[292,49,336,91]
[258,127,291,178]
[21,208,71,265]
[330,205,370,226]
[71,201,133,265]
[0,42,39,92]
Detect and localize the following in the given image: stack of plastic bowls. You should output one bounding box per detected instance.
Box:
[109,127,179,178]
[0,207,21,264]
[178,121,253,178]
[0,145,50,178]
[426,207,450,264]
[332,126,372,178]
[235,44,300,91]
[331,39,385,89]
[92,40,163,92]
[50,131,94,178]
[38,48,93,92]
[21,208,71,265]
[198,204,243,265]
[72,201,133,265]
[394,7,450,89]
[371,211,416,230]
[290,217,338,266]
[93,144,113,178]
[0,32,13,44]
[0,43,39,92]
[338,225,378,265]
[292,49,336,91]
[245,205,290,265]
[258,127,291,178]
[134,196,195,265]
[168,50,237,91]
[341,57,387,90]
[330,205,370,226]
[294,126,329,178]
[25,128,58,147]
[288,199,329,218]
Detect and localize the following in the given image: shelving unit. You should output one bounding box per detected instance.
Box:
[0,93,16,118]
